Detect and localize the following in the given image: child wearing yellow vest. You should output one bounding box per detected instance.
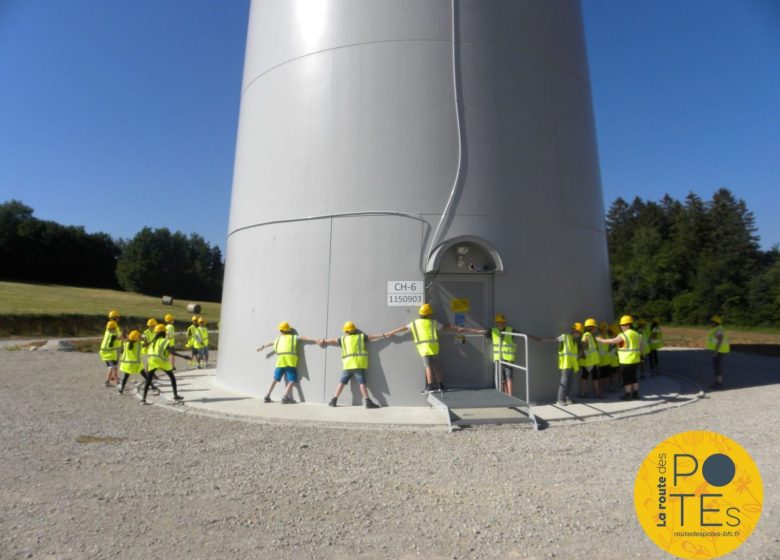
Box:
[318,321,382,409]
[579,318,604,398]
[257,322,317,404]
[530,323,583,406]
[596,315,641,400]
[117,330,158,395]
[141,324,189,405]
[185,315,200,367]
[193,318,210,368]
[99,319,122,387]
[384,303,458,393]
[648,318,663,375]
[706,315,730,390]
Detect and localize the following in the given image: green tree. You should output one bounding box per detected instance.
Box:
[116,228,223,300]
[606,189,776,326]
[746,251,780,326]
[0,200,120,288]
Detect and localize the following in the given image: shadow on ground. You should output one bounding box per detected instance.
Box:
[661,348,780,392]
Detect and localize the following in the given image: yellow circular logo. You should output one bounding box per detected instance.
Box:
[634,430,763,559]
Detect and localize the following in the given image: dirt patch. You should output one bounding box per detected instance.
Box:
[5,340,47,351]
[75,435,123,444]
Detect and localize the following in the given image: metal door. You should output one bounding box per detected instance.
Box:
[427,274,493,389]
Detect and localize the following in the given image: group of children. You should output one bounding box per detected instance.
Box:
[99,311,212,405]
[546,313,730,405]
[256,321,383,408]
[100,304,728,409]
[534,315,664,406]
[255,305,525,407]
[253,306,680,409]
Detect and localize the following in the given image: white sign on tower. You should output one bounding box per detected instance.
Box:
[386,281,423,306]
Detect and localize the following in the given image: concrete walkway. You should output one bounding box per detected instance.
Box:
[1,338,705,429]
[141,366,704,430]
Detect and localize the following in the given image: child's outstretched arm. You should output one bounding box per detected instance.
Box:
[383,325,409,338]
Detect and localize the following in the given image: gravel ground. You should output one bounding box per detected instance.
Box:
[0,349,778,559]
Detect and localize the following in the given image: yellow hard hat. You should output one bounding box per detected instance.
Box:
[418,303,432,317]
[164,314,174,323]
[342,321,357,332]
[128,330,141,342]
[108,310,120,319]
[191,315,199,322]
[278,321,291,332]
[154,324,167,333]
[609,323,619,336]
[494,313,506,323]
[599,321,608,332]
[619,315,634,326]
[710,315,722,324]
[572,322,583,333]
[198,318,207,326]
[147,318,158,327]
[106,320,118,330]
[584,318,598,328]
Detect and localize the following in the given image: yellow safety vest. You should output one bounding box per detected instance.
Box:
[147,336,172,371]
[99,329,121,361]
[597,338,610,367]
[186,324,198,348]
[491,327,517,362]
[119,341,144,375]
[579,332,599,367]
[706,326,730,353]
[193,326,208,349]
[608,342,620,367]
[639,328,650,357]
[166,323,175,341]
[274,334,298,367]
[649,326,663,350]
[141,328,156,354]
[340,333,368,370]
[618,329,641,365]
[410,318,439,357]
[557,334,580,372]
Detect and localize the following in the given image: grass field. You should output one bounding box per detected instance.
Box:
[0,281,221,337]
[663,325,780,347]
[1,280,779,354]
[0,281,220,317]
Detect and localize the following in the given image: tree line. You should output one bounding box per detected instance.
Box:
[607,188,779,327]
[0,200,224,301]
[3,191,778,325]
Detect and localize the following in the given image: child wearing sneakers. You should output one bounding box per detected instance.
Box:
[257,322,317,404]
[384,303,458,393]
[596,315,641,400]
[530,323,583,406]
[318,321,382,409]
[185,315,200,367]
[141,324,188,405]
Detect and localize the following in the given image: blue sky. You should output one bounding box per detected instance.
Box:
[1,0,778,252]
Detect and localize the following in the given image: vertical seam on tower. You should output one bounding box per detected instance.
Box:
[323,217,334,402]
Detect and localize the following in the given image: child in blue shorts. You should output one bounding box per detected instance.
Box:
[318,321,383,409]
[257,321,316,404]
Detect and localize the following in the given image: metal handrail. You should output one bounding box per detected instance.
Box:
[494,331,531,404]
